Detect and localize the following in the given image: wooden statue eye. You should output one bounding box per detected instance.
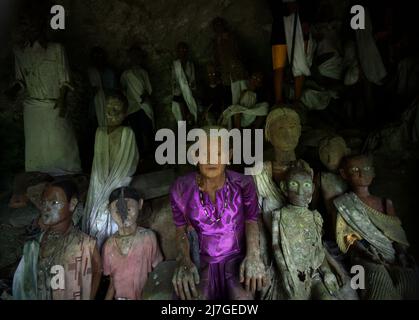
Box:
[289,181,298,187]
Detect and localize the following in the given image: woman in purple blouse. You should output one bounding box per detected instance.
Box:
[170,127,267,300]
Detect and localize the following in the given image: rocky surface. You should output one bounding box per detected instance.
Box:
[139,195,178,261]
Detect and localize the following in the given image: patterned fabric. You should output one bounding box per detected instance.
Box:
[334,192,409,261]
[103,228,163,300]
[273,206,326,299]
[13,227,97,300]
[354,257,419,300]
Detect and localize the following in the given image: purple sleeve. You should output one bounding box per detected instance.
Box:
[170,179,188,228]
[241,175,260,222]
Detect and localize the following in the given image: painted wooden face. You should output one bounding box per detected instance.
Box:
[319,140,348,172]
[250,72,263,89]
[40,186,71,226]
[105,97,126,127]
[341,156,375,188]
[270,121,301,152]
[110,198,140,230]
[176,43,188,60]
[282,170,314,207]
[207,65,220,86]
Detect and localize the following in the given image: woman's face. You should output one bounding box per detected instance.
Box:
[198,137,230,179]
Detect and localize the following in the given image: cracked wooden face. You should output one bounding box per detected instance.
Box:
[110,197,142,231]
[281,169,314,207]
[40,186,75,226]
[340,156,375,188]
[105,97,126,127]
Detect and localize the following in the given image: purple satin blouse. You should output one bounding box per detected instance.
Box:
[170,170,259,264]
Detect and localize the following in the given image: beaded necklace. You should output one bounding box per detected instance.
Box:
[198,175,230,224]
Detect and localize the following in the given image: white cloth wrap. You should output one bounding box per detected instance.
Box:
[87,67,107,127]
[220,90,269,128]
[355,9,387,85]
[283,13,316,77]
[171,60,198,122]
[121,67,154,127]
[83,126,139,248]
[14,42,81,174]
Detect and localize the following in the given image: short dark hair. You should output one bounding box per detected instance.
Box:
[48,180,79,202]
[109,187,141,203]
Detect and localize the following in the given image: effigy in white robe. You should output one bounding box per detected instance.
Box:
[87,67,107,127]
[171,60,198,122]
[220,89,269,129]
[283,13,316,77]
[251,161,285,232]
[14,42,81,174]
[121,67,154,127]
[83,126,139,248]
[355,8,387,85]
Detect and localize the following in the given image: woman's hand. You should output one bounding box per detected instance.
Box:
[239,255,268,294]
[172,258,200,300]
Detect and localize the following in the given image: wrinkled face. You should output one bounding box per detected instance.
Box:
[282,171,314,207]
[341,156,375,188]
[40,187,72,226]
[177,43,188,60]
[269,121,301,151]
[319,142,348,172]
[105,97,126,127]
[198,137,230,180]
[110,198,141,230]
